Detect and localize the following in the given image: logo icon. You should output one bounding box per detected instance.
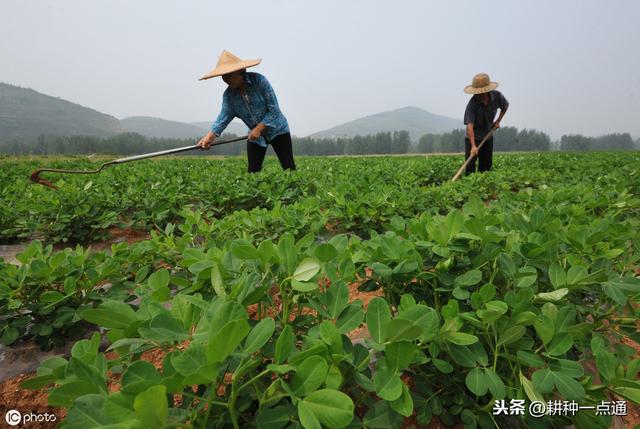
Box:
[5,410,21,426]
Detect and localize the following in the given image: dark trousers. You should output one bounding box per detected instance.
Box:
[464,137,493,175]
[247,132,296,173]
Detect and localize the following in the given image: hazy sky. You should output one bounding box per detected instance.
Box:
[1,0,639,139]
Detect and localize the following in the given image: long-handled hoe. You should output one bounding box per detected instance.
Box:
[29,135,248,189]
[450,127,496,182]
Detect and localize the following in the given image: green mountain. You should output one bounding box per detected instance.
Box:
[118,118,249,139]
[190,121,249,137]
[0,83,122,143]
[309,106,462,141]
[120,116,207,139]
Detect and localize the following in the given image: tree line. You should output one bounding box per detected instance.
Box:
[559,133,636,151]
[418,128,553,153]
[0,129,637,156]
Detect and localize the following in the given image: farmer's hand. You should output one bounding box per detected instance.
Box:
[197,132,216,150]
[470,145,479,156]
[492,121,501,130]
[248,123,266,142]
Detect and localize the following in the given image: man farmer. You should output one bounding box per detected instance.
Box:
[463,73,509,174]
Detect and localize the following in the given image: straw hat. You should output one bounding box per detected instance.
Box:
[199,50,261,80]
[463,73,499,94]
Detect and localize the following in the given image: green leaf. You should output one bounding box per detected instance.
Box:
[211,263,226,297]
[292,356,329,395]
[537,288,569,302]
[231,239,261,259]
[291,279,319,293]
[298,401,321,429]
[515,267,537,288]
[532,368,554,393]
[397,305,439,341]
[604,276,640,292]
[314,244,338,262]
[335,304,364,334]
[548,359,584,378]
[121,361,161,394]
[611,386,640,403]
[371,262,392,279]
[244,317,276,354]
[553,372,585,400]
[445,332,479,346]
[275,324,295,364]
[293,258,321,282]
[373,366,403,401]
[385,319,422,342]
[82,301,137,329]
[484,369,506,399]
[497,325,526,346]
[548,263,566,288]
[319,321,343,354]
[325,281,350,319]
[497,253,516,278]
[1,326,19,345]
[40,290,65,304]
[595,349,617,382]
[512,311,537,326]
[48,380,100,407]
[134,385,168,427]
[148,268,170,289]
[566,266,589,285]
[138,313,189,343]
[454,270,482,287]
[256,405,291,429]
[67,357,107,394]
[60,394,136,428]
[519,372,545,404]
[444,210,464,241]
[601,281,628,305]
[386,341,415,371]
[363,401,402,428]
[477,300,508,323]
[267,364,295,374]
[390,383,414,417]
[447,345,476,368]
[325,364,343,390]
[465,368,488,396]
[534,316,555,346]
[366,297,390,344]
[207,318,250,363]
[432,358,454,373]
[547,333,573,356]
[302,389,354,429]
[20,374,58,390]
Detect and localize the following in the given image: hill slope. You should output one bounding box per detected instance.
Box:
[310,106,461,141]
[120,116,208,139]
[190,121,249,137]
[0,83,122,143]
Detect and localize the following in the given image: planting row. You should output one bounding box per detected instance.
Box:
[2,152,639,244]
[2,188,639,428]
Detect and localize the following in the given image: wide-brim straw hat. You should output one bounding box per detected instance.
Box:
[199,50,261,80]
[464,73,499,94]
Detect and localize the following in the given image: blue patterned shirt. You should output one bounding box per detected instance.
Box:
[211,72,290,147]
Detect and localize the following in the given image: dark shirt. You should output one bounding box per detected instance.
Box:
[464,90,509,141]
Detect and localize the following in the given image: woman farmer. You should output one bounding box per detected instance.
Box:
[197,50,296,173]
[463,73,509,175]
